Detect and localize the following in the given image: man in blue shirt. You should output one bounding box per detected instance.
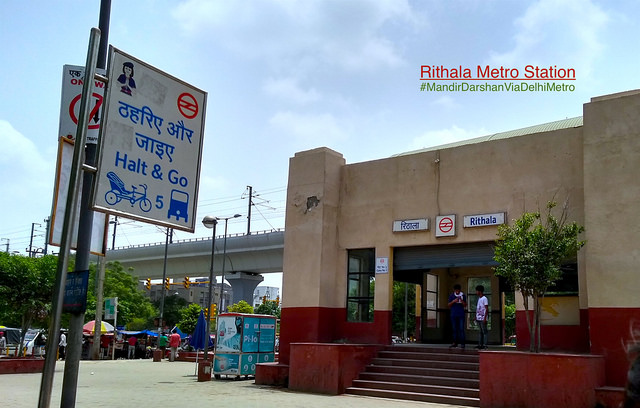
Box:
[448,284,467,348]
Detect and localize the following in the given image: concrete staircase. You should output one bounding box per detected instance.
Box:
[345,344,480,407]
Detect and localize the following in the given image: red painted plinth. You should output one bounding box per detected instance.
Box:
[288,343,382,395]
[0,358,45,374]
[279,307,391,365]
[255,362,289,386]
[595,386,625,408]
[589,307,640,386]
[479,350,606,408]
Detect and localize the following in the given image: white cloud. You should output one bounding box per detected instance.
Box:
[263,77,321,104]
[0,120,55,242]
[408,125,489,152]
[431,95,459,110]
[172,0,417,72]
[0,120,42,167]
[487,0,610,78]
[268,111,347,147]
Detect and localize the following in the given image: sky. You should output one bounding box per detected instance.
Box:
[1,0,639,291]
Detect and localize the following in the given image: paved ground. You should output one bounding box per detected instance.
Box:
[0,359,467,408]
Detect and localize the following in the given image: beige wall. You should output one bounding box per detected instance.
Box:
[282,148,345,308]
[583,90,640,308]
[284,123,586,311]
[283,91,640,314]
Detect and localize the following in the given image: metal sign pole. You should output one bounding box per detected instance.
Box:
[37,27,101,408]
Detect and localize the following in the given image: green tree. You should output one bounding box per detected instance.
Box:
[255,300,281,318]
[0,252,57,352]
[493,201,585,352]
[85,261,157,329]
[392,281,416,339]
[177,303,202,335]
[153,294,188,328]
[227,300,253,314]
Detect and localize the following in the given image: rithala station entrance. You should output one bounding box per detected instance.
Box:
[393,242,511,345]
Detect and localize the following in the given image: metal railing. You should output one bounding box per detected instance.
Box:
[111,228,284,251]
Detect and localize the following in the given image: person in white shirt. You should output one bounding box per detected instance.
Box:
[0,331,6,355]
[475,285,489,350]
[59,330,67,360]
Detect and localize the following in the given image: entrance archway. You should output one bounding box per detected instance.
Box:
[393,242,504,345]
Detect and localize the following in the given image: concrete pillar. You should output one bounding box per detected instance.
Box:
[225,272,264,306]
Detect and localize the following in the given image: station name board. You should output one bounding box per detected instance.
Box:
[463,212,505,228]
[392,218,429,232]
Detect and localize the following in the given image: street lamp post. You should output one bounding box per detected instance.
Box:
[217,214,241,313]
[201,215,218,362]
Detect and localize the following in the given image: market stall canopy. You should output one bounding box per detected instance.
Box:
[83,320,115,334]
[119,329,158,337]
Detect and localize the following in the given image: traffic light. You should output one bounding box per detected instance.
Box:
[164,277,170,290]
[204,308,209,319]
[275,296,280,306]
[183,276,190,289]
[212,303,217,317]
[145,278,151,290]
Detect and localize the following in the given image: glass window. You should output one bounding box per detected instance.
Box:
[347,249,375,322]
[467,277,492,330]
[425,273,438,328]
[547,262,579,295]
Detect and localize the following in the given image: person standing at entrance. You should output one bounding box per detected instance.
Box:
[447,284,467,348]
[475,285,489,349]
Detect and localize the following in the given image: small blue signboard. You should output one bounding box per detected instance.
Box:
[62,270,89,313]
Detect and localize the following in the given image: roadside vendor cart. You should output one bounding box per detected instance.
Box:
[213,313,277,379]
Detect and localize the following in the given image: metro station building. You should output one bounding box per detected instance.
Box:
[278,89,640,389]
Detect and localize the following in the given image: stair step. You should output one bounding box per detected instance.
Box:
[358,371,479,389]
[345,387,480,407]
[372,357,479,370]
[365,364,479,379]
[378,350,480,363]
[351,379,479,398]
[384,345,479,355]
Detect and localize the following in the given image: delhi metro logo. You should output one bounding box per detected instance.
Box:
[436,215,456,237]
[438,217,453,233]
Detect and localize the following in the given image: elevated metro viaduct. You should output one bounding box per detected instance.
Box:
[105,230,284,306]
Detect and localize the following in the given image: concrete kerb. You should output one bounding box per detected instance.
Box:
[0,359,468,408]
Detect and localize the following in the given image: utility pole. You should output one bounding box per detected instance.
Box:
[92,256,106,360]
[159,227,172,336]
[28,222,41,257]
[246,185,253,235]
[43,217,50,255]
[110,216,118,250]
